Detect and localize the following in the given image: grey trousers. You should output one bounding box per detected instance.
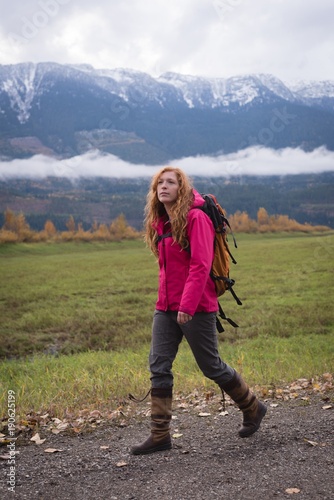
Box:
[149,310,234,389]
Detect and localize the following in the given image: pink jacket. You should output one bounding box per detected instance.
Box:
[155,189,218,316]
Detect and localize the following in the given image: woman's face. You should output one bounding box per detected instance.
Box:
[157,171,179,208]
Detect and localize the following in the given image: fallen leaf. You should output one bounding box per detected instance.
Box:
[0,454,11,460]
[285,488,301,494]
[198,412,211,417]
[30,433,46,445]
[52,418,62,425]
[0,438,11,445]
[116,461,128,467]
[44,448,63,453]
[56,422,69,431]
[75,417,85,425]
[322,405,332,410]
[0,433,6,438]
[219,411,229,416]
[107,410,124,420]
[100,445,110,449]
[89,410,101,419]
[172,433,183,439]
[270,403,279,408]
[304,439,318,447]
[177,403,189,409]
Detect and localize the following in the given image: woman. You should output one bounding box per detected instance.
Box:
[131,166,266,455]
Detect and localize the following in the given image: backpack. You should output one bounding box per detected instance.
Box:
[196,194,242,333]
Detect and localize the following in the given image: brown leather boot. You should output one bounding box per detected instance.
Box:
[221,372,267,438]
[131,387,172,455]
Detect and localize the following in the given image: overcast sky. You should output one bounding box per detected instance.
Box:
[0,0,333,82]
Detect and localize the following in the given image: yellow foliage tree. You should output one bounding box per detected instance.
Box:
[73,222,93,242]
[0,229,18,243]
[2,209,35,241]
[109,214,139,240]
[93,223,110,241]
[44,220,57,237]
[66,215,76,233]
[257,207,270,226]
[3,209,17,231]
[229,211,257,233]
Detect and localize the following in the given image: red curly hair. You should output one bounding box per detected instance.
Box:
[144,166,194,257]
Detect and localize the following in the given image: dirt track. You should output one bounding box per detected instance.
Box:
[1,392,333,500]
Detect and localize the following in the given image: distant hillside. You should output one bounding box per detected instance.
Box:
[0,173,333,230]
[1,63,334,165]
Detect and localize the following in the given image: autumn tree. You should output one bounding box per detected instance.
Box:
[93,223,110,241]
[257,207,270,226]
[44,220,57,237]
[74,222,93,241]
[3,209,16,231]
[229,211,257,233]
[2,209,34,241]
[66,215,76,233]
[109,214,139,240]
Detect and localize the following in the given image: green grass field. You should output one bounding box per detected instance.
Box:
[0,233,333,418]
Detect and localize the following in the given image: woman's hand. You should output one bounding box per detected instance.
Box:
[177,311,193,324]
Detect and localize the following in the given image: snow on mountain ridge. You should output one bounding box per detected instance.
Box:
[1,63,334,124]
[158,72,295,107]
[1,63,40,123]
[252,74,296,101]
[287,79,334,98]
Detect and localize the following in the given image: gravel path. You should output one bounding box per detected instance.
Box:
[1,392,333,500]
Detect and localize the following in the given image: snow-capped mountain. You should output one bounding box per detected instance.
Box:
[157,72,299,108]
[0,62,334,163]
[287,79,334,98]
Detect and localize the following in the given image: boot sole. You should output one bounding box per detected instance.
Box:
[131,442,172,455]
[239,403,267,438]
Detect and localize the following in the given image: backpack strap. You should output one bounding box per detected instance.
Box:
[216,302,239,332]
[225,244,237,265]
[222,217,238,249]
[229,286,243,306]
[157,232,172,242]
[128,388,151,402]
[210,273,243,306]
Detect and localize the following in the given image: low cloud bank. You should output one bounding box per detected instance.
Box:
[0,146,334,180]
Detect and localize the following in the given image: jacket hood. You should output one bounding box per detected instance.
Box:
[191,189,205,209]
